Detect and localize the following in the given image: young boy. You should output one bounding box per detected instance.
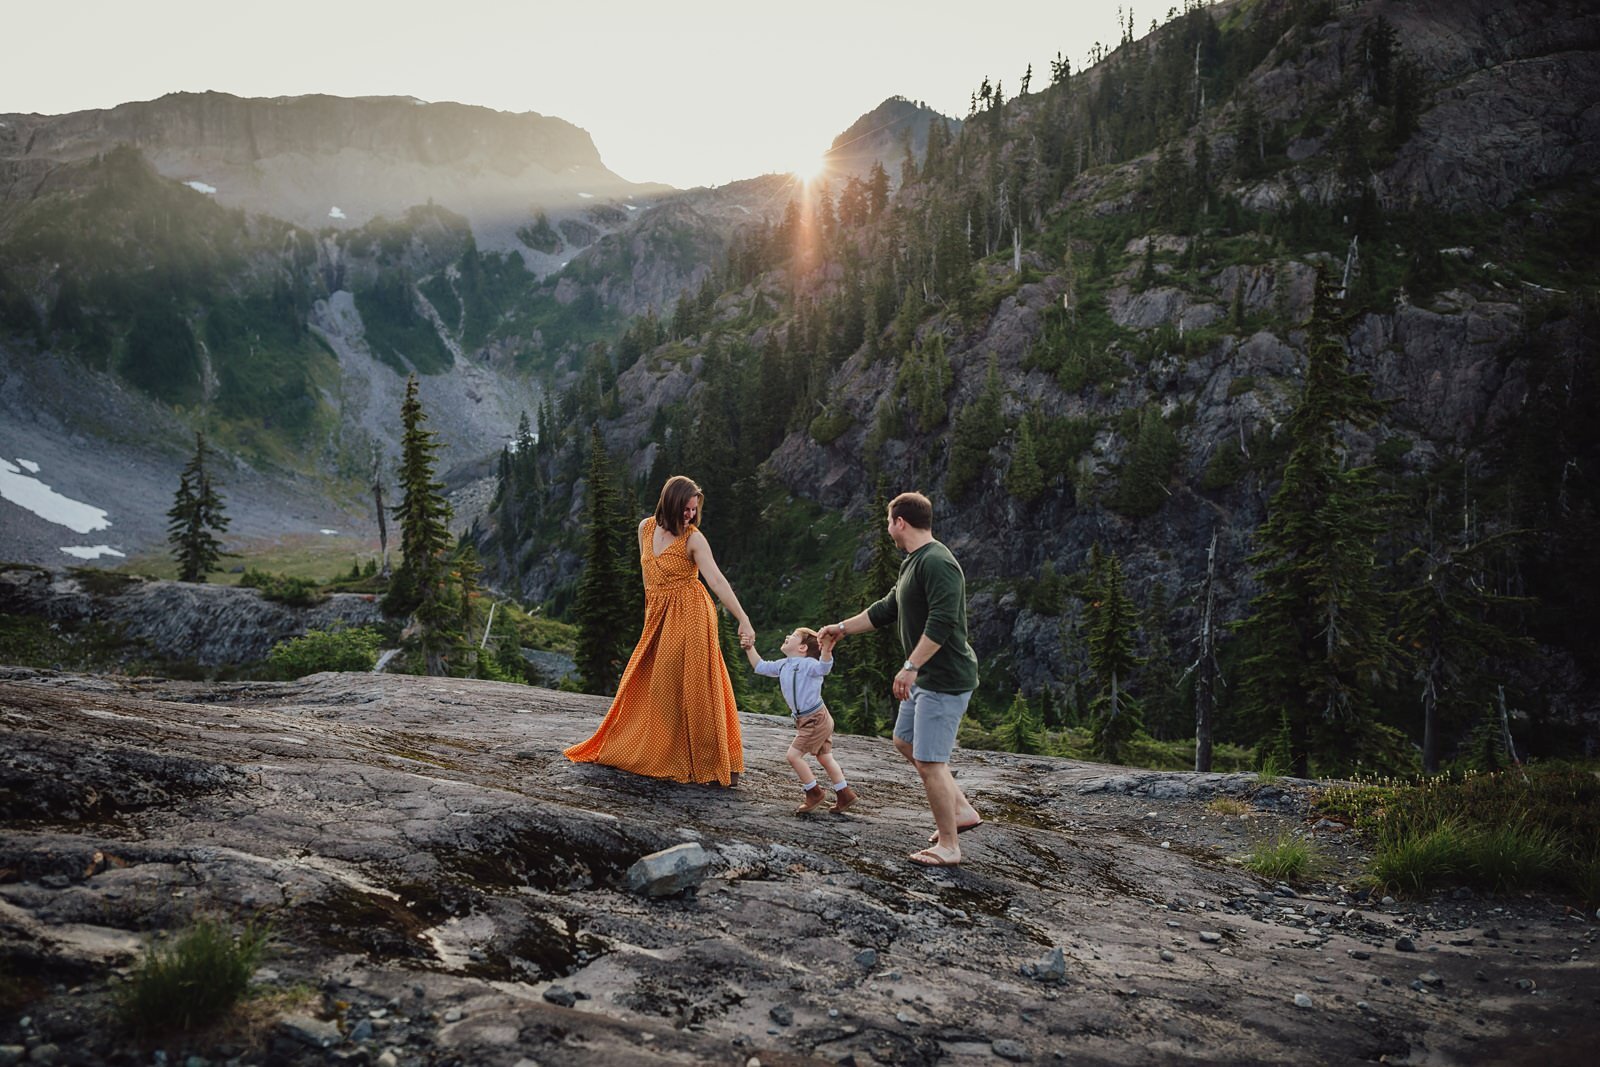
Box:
[741,626,858,815]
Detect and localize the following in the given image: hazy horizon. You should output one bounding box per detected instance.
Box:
[3,0,1140,189]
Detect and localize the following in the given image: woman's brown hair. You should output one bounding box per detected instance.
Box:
[654,475,704,536]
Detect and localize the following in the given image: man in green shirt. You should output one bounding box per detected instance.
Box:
[823,492,981,866]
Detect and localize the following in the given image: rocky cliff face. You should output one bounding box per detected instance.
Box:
[3,668,1596,1065]
[0,92,667,255]
[823,96,961,183]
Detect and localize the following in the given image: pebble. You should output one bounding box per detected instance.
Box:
[1395,937,1417,953]
[39,875,70,890]
[768,1004,793,1027]
[348,1019,373,1042]
[0,1049,21,1067]
[1159,950,1176,962]
[1356,1001,1371,1012]
[1349,949,1372,960]
[745,1058,762,1067]
[828,1008,839,1018]
[992,1038,1028,1061]
[1293,994,1314,1009]
[854,949,878,968]
[443,1008,462,1023]
[543,986,577,1008]
[1419,972,1443,987]
[1514,978,1536,991]
[1199,931,1222,943]
[1382,896,1396,906]
[895,1012,918,1027]
[375,1053,398,1067]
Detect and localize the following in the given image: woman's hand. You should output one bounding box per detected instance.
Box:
[738,619,756,646]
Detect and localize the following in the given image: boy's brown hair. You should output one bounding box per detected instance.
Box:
[795,627,822,659]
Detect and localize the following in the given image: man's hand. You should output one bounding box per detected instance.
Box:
[819,629,839,655]
[892,669,916,702]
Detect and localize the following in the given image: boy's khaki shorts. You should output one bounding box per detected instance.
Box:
[790,706,834,757]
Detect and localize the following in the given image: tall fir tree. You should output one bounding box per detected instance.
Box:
[167,430,229,583]
[996,691,1043,754]
[1235,272,1391,776]
[1086,548,1145,763]
[386,375,454,672]
[574,429,636,695]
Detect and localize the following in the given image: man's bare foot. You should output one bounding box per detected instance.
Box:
[928,816,983,844]
[908,845,961,867]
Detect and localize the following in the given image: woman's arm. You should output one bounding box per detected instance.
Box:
[687,530,755,643]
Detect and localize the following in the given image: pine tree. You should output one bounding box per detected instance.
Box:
[167,430,229,583]
[1005,414,1046,502]
[386,375,454,667]
[1087,549,1145,763]
[574,429,635,695]
[1235,271,1391,777]
[1396,493,1532,773]
[996,691,1043,754]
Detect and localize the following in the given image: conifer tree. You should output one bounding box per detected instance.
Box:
[1396,495,1531,773]
[996,691,1043,753]
[386,376,454,657]
[167,430,229,583]
[1005,414,1046,502]
[1235,272,1391,776]
[1086,548,1145,763]
[574,429,635,695]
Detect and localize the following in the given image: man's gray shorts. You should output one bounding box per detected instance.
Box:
[893,686,973,763]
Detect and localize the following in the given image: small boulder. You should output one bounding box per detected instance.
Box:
[625,843,715,897]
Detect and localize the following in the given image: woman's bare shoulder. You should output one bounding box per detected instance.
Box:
[638,516,651,532]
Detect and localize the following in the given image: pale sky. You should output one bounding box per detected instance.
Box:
[7,1,1138,189]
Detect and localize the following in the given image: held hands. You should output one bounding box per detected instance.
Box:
[818,628,839,656]
[739,630,755,650]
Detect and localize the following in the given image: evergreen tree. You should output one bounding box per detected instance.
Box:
[1005,414,1046,502]
[574,429,635,695]
[996,691,1043,754]
[167,431,229,583]
[1087,549,1144,763]
[386,375,454,667]
[1396,495,1532,773]
[946,356,1006,501]
[1235,272,1391,776]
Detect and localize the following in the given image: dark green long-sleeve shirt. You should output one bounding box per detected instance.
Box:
[865,540,979,695]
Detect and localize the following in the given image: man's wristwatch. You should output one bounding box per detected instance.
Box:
[901,660,919,673]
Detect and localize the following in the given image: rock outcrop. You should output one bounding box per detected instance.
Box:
[0,566,385,667]
[2,669,1596,1064]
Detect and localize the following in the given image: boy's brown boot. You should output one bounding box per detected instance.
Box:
[831,786,859,815]
[795,785,828,814]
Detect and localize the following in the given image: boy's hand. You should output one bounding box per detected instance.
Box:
[819,629,838,654]
[739,631,754,649]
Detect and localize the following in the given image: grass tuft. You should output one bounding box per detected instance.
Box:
[1242,833,1320,881]
[1207,796,1251,816]
[118,917,269,1035]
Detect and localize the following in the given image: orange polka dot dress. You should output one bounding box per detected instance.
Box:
[564,519,745,785]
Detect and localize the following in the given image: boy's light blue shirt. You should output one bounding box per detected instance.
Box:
[753,655,833,718]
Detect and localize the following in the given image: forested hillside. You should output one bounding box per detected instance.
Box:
[482,0,1600,777]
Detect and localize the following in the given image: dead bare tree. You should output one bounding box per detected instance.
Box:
[370,444,391,578]
[1182,531,1224,772]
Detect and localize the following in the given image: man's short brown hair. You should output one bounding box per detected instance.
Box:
[888,492,934,530]
[795,627,822,659]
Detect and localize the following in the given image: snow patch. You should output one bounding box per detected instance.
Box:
[60,545,125,560]
[329,206,346,219]
[578,192,594,199]
[185,180,217,194]
[15,458,39,473]
[319,528,339,535]
[0,459,111,533]
[625,204,638,211]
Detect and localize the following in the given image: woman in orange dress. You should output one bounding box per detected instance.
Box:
[564,475,754,786]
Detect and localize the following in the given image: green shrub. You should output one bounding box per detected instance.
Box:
[808,406,853,445]
[240,569,323,607]
[119,917,269,1034]
[1320,766,1600,899]
[267,626,382,678]
[1242,833,1320,881]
